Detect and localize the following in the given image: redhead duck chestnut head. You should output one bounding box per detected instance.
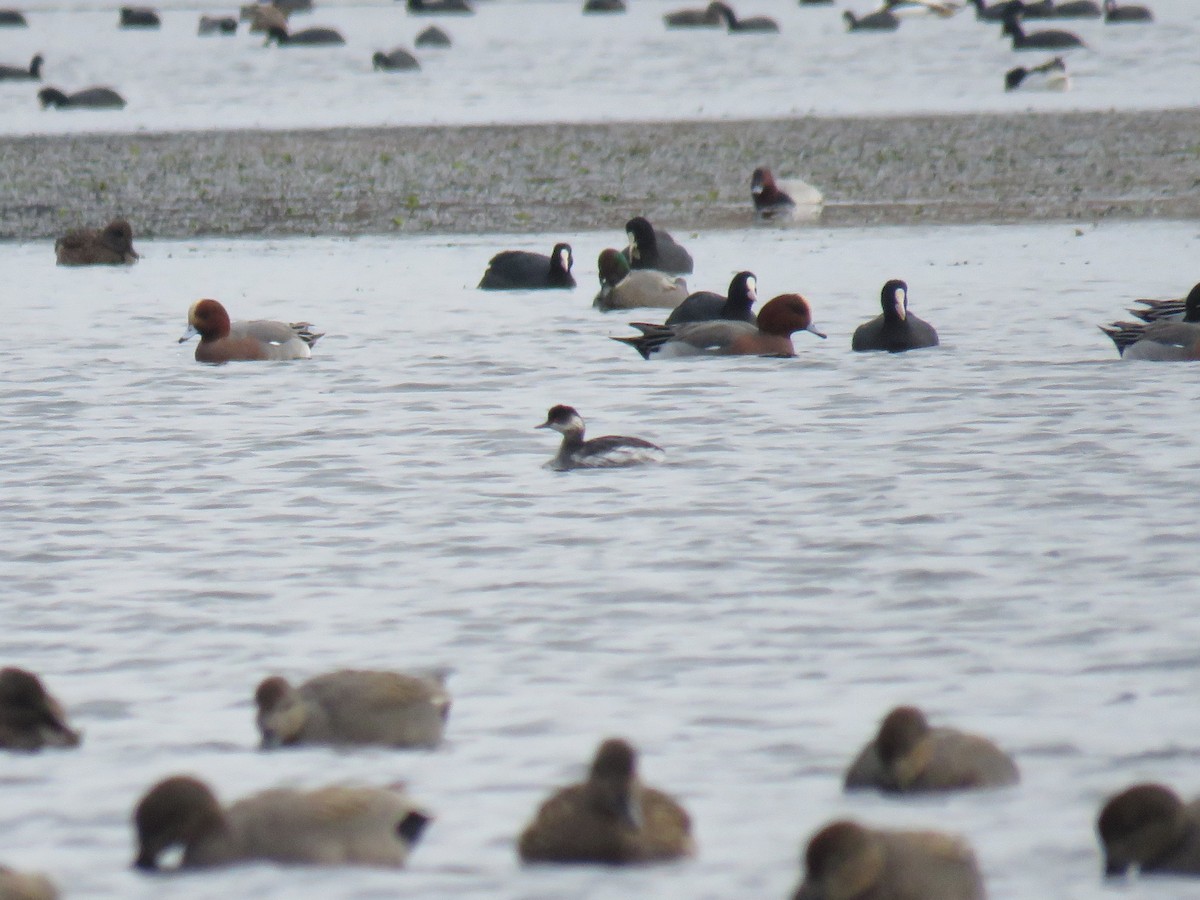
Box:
[666,270,758,326]
[851,279,939,352]
[0,667,81,751]
[133,776,431,870]
[255,669,450,749]
[792,819,986,900]
[623,217,694,275]
[180,299,323,364]
[38,86,125,109]
[518,737,694,863]
[479,243,575,290]
[1097,783,1200,877]
[54,218,137,265]
[751,167,823,221]
[0,865,58,900]
[0,54,42,81]
[536,405,664,471]
[1100,282,1200,360]
[616,293,825,360]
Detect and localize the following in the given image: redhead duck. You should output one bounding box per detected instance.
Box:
[665,270,758,326]
[584,0,626,12]
[663,1,723,26]
[843,705,1018,792]
[38,86,125,109]
[406,0,473,14]
[54,218,137,265]
[119,6,160,27]
[198,15,237,33]
[1098,783,1200,877]
[266,24,346,44]
[1100,282,1200,360]
[711,1,779,31]
[415,24,451,46]
[593,249,688,312]
[536,406,664,471]
[751,167,823,221]
[851,279,939,352]
[1002,3,1086,48]
[518,738,693,863]
[133,776,431,870]
[792,820,986,900]
[255,670,450,749]
[180,299,323,363]
[0,866,57,900]
[479,243,575,290]
[616,293,825,359]
[0,667,80,752]
[0,54,41,80]
[1005,55,1069,90]
[373,47,419,70]
[623,217,694,275]
[1103,0,1151,20]
[0,10,27,25]
[843,8,901,30]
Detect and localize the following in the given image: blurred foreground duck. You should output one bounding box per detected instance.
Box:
[180,299,322,363]
[255,670,450,749]
[792,819,986,899]
[843,705,1018,792]
[38,86,125,109]
[593,249,688,311]
[55,218,137,265]
[1100,282,1200,359]
[0,53,41,80]
[479,243,575,289]
[1098,783,1200,877]
[623,216,694,275]
[133,776,431,870]
[0,667,81,751]
[1005,55,1069,90]
[518,738,693,862]
[851,279,939,352]
[536,406,664,471]
[0,865,57,900]
[751,166,823,220]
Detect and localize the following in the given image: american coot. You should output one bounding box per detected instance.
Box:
[792,820,986,900]
[119,6,160,27]
[1098,784,1200,877]
[583,0,626,12]
[266,24,346,44]
[967,0,1010,21]
[711,0,779,31]
[1048,0,1101,16]
[623,216,694,275]
[0,53,41,80]
[39,85,125,109]
[198,15,237,33]
[406,0,473,14]
[1005,55,1069,90]
[179,299,322,363]
[55,218,138,264]
[0,9,27,26]
[666,270,758,326]
[1002,2,1086,47]
[415,24,451,45]
[663,1,723,27]
[851,279,939,352]
[1103,0,1152,21]
[373,47,419,70]
[536,407,665,471]
[615,294,825,359]
[751,166,823,220]
[479,243,575,290]
[843,8,901,30]
[593,249,688,311]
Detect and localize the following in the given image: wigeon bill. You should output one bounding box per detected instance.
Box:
[179,299,323,364]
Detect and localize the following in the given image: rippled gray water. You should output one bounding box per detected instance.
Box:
[3,221,1200,898]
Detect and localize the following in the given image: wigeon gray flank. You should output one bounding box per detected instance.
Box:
[1100,282,1200,360]
[180,299,323,363]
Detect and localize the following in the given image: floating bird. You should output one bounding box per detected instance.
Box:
[751,166,823,220]
[54,218,137,264]
[179,299,322,363]
[851,279,940,352]
[479,242,575,290]
[536,407,665,471]
[1005,55,1070,90]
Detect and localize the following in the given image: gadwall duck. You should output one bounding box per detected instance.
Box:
[593,248,687,312]
[1098,783,1200,877]
[479,243,575,290]
[179,299,322,363]
[536,406,665,471]
[851,279,939,352]
[0,667,81,751]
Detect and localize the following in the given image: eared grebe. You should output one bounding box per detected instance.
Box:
[536,405,664,470]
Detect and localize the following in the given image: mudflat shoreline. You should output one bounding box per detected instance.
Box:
[0,107,1197,241]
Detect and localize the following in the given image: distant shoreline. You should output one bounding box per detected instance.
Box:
[1,108,1197,241]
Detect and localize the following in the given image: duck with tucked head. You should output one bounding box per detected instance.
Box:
[38,86,125,109]
[792,819,986,899]
[616,293,825,359]
[593,249,688,311]
[751,167,822,221]
[665,270,758,326]
[180,299,322,364]
[518,738,693,862]
[0,667,81,752]
[0,53,42,80]
[133,776,431,871]
[1100,282,1200,360]
[851,279,939,352]
[536,406,664,471]
[55,218,137,265]
[1098,783,1200,877]
[623,216,694,275]
[479,242,575,290]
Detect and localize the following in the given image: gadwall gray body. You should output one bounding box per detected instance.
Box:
[1098,783,1200,877]
[518,738,694,863]
[844,705,1017,792]
[593,249,687,311]
[0,668,81,751]
[133,776,431,870]
[255,669,450,748]
[54,219,137,265]
[0,865,58,900]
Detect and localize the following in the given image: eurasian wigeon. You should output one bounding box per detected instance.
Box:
[0,865,58,900]
[593,249,688,311]
[662,0,723,26]
[406,0,473,14]
[0,9,28,26]
[0,667,81,752]
[479,243,575,290]
[179,299,323,364]
[414,25,451,46]
[665,270,758,326]
[751,167,823,221]
[792,819,986,900]
[1098,783,1200,877]
[852,279,939,352]
[711,1,778,31]
[372,47,419,70]
[1002,3,1086,48]
[197,14,237,33]
[54,218,137,265]
[843,8,900,30]
[1005,55,1070,91]
[1100,282,1200,360]
[843,705,1018,793]
[518,738,694,864]
[133,776,431,870]
[616,293,825,359]
[38,86,125,109]
[1103,0,1151,20]
[623,217,694,275]
[119,6,160,27]
[0,53,41,80]
[265,24,346,44]
[536,405,665,471]
[254,670,450,749]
